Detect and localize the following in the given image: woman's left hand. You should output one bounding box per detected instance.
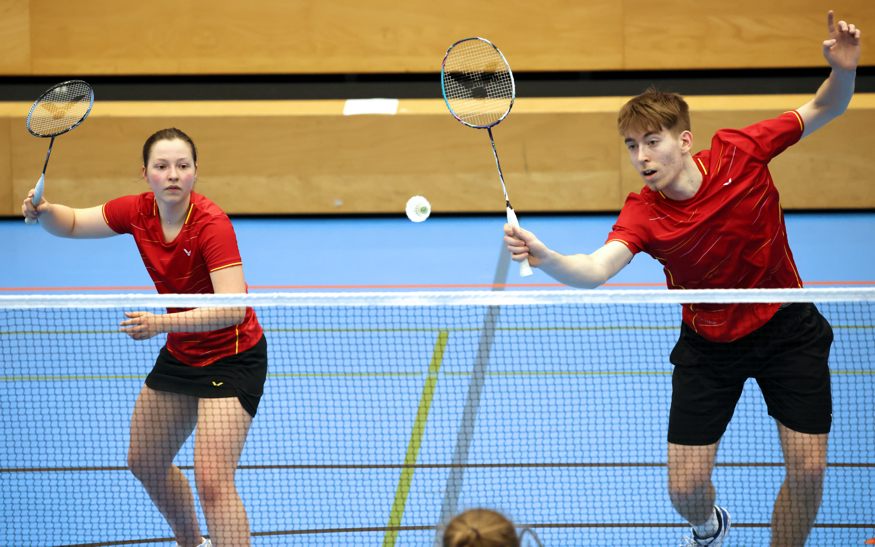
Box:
[120,311,161,340]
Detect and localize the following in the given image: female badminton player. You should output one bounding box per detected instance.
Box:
[22,128,264,547]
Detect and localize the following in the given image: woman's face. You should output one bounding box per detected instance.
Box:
[143,138,197,205]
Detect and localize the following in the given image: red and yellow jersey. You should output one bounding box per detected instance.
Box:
[103,191,263,366]
[607,111,805,342]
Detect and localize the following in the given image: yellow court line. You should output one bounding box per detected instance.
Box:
[382,329,449,547]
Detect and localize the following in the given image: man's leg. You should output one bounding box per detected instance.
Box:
[771,424,828,547]
[668,441,719,525]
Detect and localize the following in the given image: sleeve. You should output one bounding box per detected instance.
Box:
[716,111,804,163]
[200,214,243,273]
[605,195,647,255]
[101,194,140,234]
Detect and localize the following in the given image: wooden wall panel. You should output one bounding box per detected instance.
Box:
[27,0,623,75]
[0,0,30,74]
[5,99,623,215]
[3,95,873,216]
[0,119,11,212]
[13,0,870,75]
[623,0,872,70]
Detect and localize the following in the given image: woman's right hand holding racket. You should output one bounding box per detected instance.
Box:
[504,223,547,269]
[22,187,48,224]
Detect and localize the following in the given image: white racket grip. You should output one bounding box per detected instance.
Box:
[506,207,533,277]
[24,174,45,225]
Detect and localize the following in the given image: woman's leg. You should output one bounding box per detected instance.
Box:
[128,385,203,546]
[194,397,253,546]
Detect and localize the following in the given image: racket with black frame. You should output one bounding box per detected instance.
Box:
[441,37,533,277]
[24,80,94,224]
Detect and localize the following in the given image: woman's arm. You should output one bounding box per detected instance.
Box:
[22,190,117,238]
[119,265,249,340]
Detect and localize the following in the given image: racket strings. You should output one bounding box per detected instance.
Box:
[442,39,514,128]
[27,81,93,137]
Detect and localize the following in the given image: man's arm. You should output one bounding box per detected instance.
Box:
[797,10,862,139]
[504,224,633,288]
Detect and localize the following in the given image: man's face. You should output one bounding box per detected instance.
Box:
[623,126,692,192]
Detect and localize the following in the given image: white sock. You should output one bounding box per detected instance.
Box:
[692,507,719,538]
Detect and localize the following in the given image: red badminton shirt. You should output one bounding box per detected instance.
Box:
[607,112,805,342]
[102,191,263,366]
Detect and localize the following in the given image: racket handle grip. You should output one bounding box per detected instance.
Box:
[506,207,534,278]
[518,255,534,277]
[25,174,45,225]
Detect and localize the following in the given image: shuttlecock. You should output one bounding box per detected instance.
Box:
[405,195,431,222]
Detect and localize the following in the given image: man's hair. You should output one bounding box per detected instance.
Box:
[618,86,691,136]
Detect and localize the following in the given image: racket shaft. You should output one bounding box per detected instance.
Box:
[488,129,532,277]
[39,136,55,177]
[34,136,54,205]
[487,128,511,203]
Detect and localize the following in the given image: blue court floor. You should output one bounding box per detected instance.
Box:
[1,213,873,546]
[2,212,874,291]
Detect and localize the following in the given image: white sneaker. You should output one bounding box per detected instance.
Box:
[680,506,731,546]
[176,539,211,547]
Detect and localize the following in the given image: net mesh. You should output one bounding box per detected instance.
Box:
[26,80,94,137]
[441,38,514,128]
[1,289,873,546]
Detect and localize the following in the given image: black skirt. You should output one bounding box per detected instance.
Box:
[146,335,268,417]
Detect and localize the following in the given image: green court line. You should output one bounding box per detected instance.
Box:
[269,372,422,379]
[3,324,873,337]
[381,329,449,547]
[2,330,122,335]
[267,326,682,333]
[0,374,143,382]
[2,369,873,383]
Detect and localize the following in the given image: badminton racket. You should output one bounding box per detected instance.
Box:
[441,37,532,277]
[24,80,95,224]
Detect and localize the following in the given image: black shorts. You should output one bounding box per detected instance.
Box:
[668,303,832,445]
[146,335,268,418]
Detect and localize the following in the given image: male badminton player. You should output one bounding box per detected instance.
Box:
[504,11,860,547]
[22,128,264,547]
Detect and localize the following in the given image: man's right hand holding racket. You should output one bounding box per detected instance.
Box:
[504,223,546,269]
[504,223,634,289]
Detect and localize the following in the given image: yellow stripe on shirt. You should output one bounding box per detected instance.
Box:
[695,157,708,175]
[209,261,243,273]
[183,202,195,224]
[785,110,804,133]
